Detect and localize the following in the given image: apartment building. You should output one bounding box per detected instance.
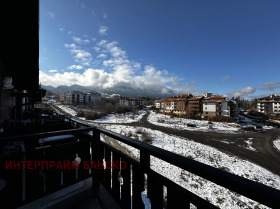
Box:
[155,99,163,109]
[164,98,185,114]
[257,94,280,114]
[58,91,66,103]
[120,97,144,108]
[59,91,101,105]
[84,92,102,103]
[186,96,204,116]
[162,94,193,114]
[155,93,239,119]
[202,96,230,118]
[228,100,238,117]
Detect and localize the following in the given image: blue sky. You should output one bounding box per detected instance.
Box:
[39,0,280,99]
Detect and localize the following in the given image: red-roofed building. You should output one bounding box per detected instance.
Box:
[186,96,204,117]
[202,96,230,118]
[163,94,193,114]
[155,94,193,115]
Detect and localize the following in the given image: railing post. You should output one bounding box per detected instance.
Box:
[92,127,101,198]
[140,149,150,169]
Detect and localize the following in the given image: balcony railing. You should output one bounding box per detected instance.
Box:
[0,118,279,209]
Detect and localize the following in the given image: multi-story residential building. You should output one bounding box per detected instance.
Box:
[173,98,189,114]
[228,100,238,117]
[58,91,66,103]
[155,93,238,119]
[162,94,193,114]
[186,96,204,117]
[202,96,230,118]
[155,99,163,109]
[59,91,101,105]
[84,92,102,103]
[120,97,144,108]
[257,94,280,114]
[65,92,73,104]
[163,98,174,112]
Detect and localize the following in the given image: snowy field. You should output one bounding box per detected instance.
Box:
[102,124,280,209]
[55,105,146,123]
[57,105,78,116]
[93,110,146,123]
[148,111,240,133]
[273,139,280,151]
[238,115,274,130]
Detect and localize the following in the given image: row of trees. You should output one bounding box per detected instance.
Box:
[231,96,258,110]
[76,98,139,120]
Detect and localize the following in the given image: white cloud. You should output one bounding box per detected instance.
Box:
[221,75,230,82]
[103,58,129,67]
[39,65,188,95]
[97,40,126,59]
[226,87,256,98]
[67,65,84,70]
[48,12,55,20]
[64,43,76,48]
[97,40,108,46]
[55,34,198,96]
[72,36,90,44]
[262,81,280,90]
[97,54,107,59]
[59,28,64,32]
[65,43,92,66]
[93,47,101,52]
[99,25,108,35]
[81,2,86,9]
[48,70,57,73]
[72,49,92,66]
[106,42,126,58]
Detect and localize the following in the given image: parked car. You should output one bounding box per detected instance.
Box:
[187,123,196,127]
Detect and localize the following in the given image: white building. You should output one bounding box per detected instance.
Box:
[155,99,163,109]
[120,97,144,108]
[202,96,230,118]
[257,94,280,114]
[59,91,101,105]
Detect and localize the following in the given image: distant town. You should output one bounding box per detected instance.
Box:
[43,89,280,123]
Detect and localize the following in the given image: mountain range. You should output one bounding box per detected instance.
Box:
[41,85,176,98]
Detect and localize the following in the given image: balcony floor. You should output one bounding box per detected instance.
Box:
[47,185,121,209]
[18,179,121,209]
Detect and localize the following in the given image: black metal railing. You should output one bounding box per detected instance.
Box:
[0,117,280,209]
[0,126,94,208]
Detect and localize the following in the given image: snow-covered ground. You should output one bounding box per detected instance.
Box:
[101,124,280,209]
[238,115,274,130]
[55,104,146,123]
[57,105,78,116]
[273,139,280,151]
[244,138,256,151]
[93,110,146,123]
[148,111,240,133]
